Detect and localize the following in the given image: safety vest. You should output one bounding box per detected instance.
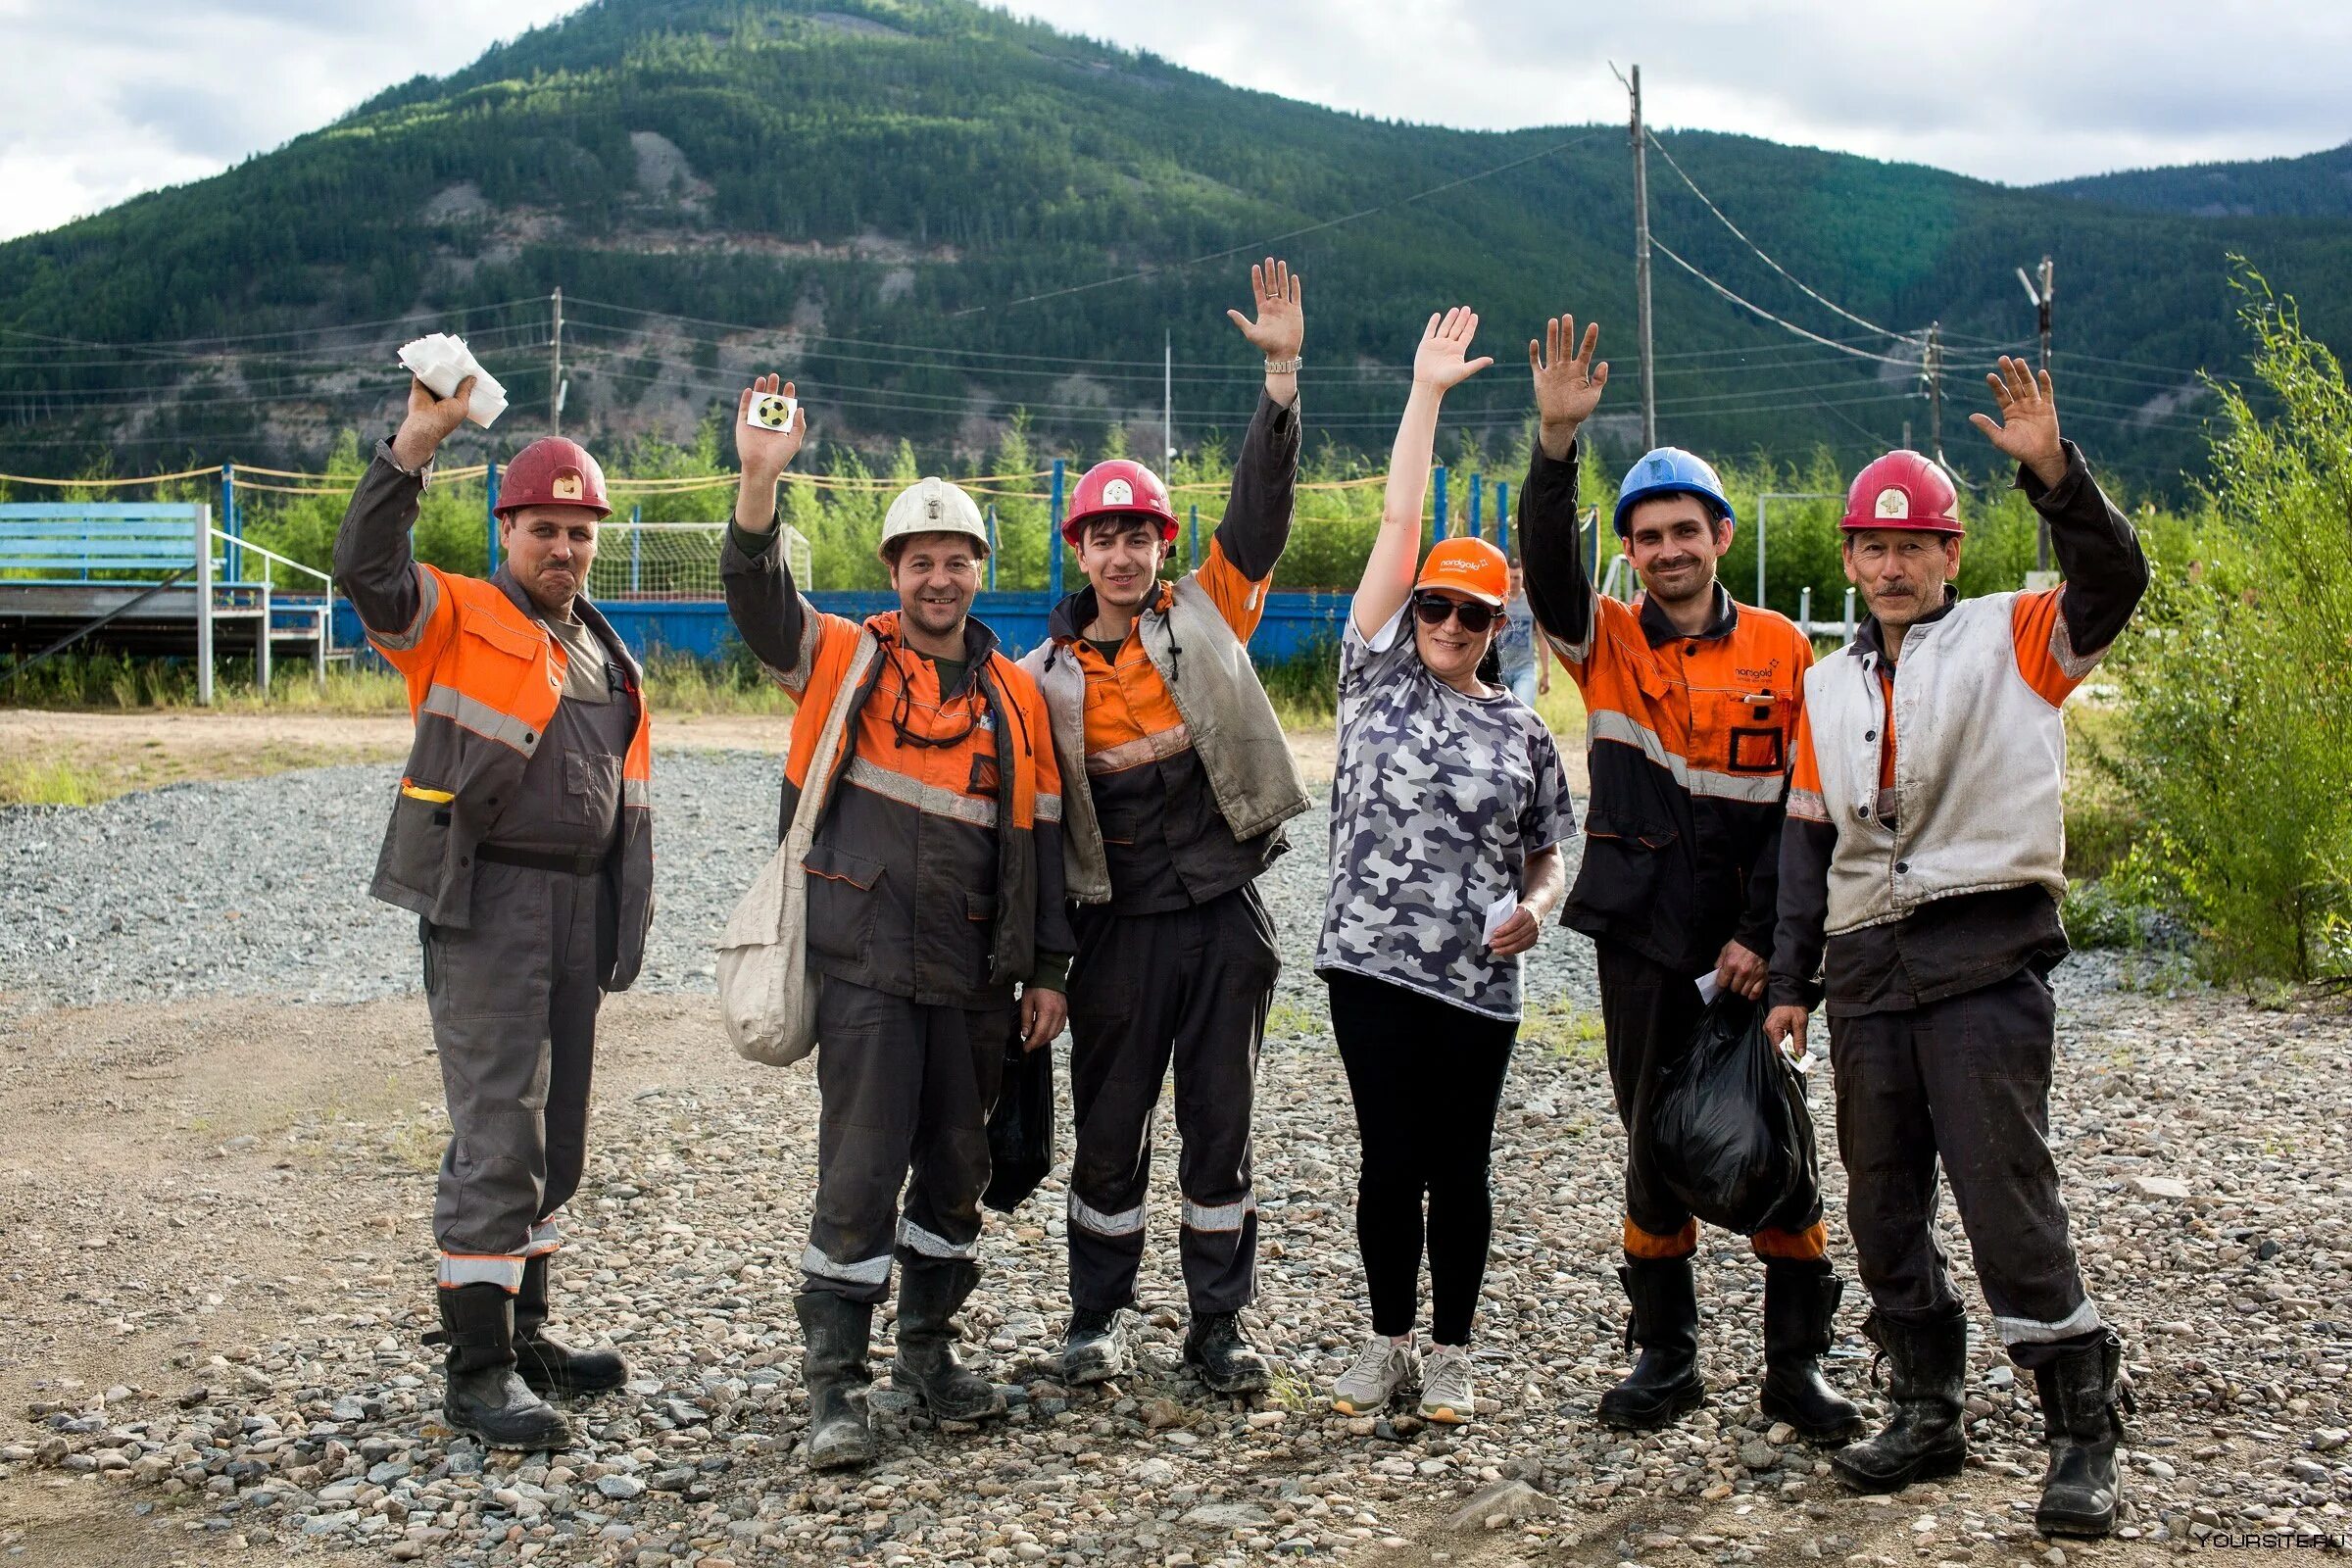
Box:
[364,566,656,988]
[1788,589,2089,936]
[775,604,1066,1005]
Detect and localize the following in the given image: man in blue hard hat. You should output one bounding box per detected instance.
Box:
[1515,314,1858,1444]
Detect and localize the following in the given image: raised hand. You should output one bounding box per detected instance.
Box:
[1969,355,2066,488]
[1413,307,1493,392]
[390,374,474,471]
[1226,258,1304,362]
[1529,315,1607,457]
[735,373,806,481]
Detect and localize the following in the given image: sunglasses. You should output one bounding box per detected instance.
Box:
[1411,592,1498,634]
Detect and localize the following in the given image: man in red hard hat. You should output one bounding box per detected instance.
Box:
[332,378,651,1450]
[1766,361,2148,1537]
[1016,260,1308,1396]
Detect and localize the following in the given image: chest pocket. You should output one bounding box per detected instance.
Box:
[1719,689,1794,774]
[562,751,622,826]
[456,611,553,709]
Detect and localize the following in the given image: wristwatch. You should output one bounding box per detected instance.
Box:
[1263,355,1304,375]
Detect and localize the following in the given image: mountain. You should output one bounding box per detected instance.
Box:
[2042,142,2352,219]
[4,0,2348,496]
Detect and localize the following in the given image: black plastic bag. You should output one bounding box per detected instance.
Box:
[982,1030,1055,1213]
[1650,995,1817,1235]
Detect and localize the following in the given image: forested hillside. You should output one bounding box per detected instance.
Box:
[4,0,2346,497]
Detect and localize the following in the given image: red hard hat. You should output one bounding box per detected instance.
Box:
[1841,450,1961,536]
[495,437,612,520]
[1062,459,1178,544]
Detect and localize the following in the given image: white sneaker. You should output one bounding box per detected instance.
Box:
[1419,1345,1475,1424]
[1332,1334,1419,1414]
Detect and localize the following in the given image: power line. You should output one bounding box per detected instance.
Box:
[951,127,1614,318]
[1647,130,1916,345]
[1648,237,1924,368]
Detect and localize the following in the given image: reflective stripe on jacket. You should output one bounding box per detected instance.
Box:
[332,446,656,989]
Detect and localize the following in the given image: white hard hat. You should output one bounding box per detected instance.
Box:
[878,476,990,564]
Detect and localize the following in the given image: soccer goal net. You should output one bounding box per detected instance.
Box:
[586,521,811,600]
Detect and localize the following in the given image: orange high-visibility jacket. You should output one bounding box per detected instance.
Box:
[333,447,656,988]
[1518,441,1812,973]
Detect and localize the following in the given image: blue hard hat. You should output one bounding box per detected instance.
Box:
[1612,446,1735,537]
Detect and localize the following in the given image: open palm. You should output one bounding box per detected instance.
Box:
[735,373,805,477]
[1414,307,1493,391]
[1226,258,1304,361]
[1529,314,1608,429]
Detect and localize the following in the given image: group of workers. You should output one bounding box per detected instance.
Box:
[335,258,2147,1541]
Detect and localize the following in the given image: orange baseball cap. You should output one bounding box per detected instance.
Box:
[1414,536,1510,607]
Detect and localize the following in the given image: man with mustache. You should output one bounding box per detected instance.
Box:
[334,377,651,1449]
[1515,315,1859,1444]
[1766,361,2147,1537]
[722,376,1073,1469]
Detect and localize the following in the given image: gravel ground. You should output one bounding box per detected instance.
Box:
[4,754,2351,1566]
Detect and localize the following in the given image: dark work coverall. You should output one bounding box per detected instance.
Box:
[1048,392,1298,1315]
[335,445,653,1292]
[721,521,1073,1305]
[1770,443,2147,1366]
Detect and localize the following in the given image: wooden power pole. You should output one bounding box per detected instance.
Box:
[1619,64,1657,451]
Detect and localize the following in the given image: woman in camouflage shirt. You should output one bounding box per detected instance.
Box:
[1319,308,1574,1425]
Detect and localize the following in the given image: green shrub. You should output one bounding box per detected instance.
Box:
[2101,269,2352,984]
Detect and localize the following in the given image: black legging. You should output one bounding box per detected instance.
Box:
[1326,970,1517,1346]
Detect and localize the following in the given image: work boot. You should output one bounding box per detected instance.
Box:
[514,1253,629,1397]
[2034,1330,2129,1538]
[890,1257,1004,1423]
[1061,1306,1131,1386]
[428,1284,573,1450]
[1597,1255,1705,1430]
[1760,1258,1864,1442]
[1183,1311,1272,1396]
[795,1290,876,1471]
[1831,1306,1969,1493]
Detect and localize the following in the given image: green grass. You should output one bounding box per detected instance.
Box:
[1521,996,1606,1060]
[0,755,102,807]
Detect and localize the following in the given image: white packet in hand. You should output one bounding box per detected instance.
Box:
[397,332,509,428]
[1692,969,1723,1004]
[1482,893,1521,948]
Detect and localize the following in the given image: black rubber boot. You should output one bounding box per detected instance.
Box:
[1760,1259,1865,1443]
[1183,1311,1272,1396]
[1831,1306,1969,1493]
[795,1290,876,1471]
[428,1284,573,1450]
[1061,1306,1130,1386]
[2034,1330,2128,1538]
[514,1254,629,1397]
[1597,1255,1705,1430]
[890,1257,1004,1422]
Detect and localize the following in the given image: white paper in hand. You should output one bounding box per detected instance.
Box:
[1482,894,1521,949]
[397,332,509,428]
[1692,970,1723,1004]
[743,392,799,433]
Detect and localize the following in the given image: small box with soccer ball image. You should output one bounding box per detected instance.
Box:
[743,392,799,434]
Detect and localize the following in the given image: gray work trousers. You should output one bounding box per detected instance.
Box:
[803,976,1013,1305]
[1829,965,2103,1367]
[424,861,612,1290]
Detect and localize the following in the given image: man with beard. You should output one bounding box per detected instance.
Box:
[722,375,1073,1469]
[334,375,650,1449]
[1515,315,1860,1444]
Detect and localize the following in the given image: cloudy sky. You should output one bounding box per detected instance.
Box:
[3,0,2345,242]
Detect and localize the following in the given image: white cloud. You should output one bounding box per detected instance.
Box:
[1,0,2344,242]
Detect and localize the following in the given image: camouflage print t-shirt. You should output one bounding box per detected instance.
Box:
[1315,605,1576,1020]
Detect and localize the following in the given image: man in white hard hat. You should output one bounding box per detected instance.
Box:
[721,374,1073,1470]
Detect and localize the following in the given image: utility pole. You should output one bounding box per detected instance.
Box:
[1163,330,1174,465]
[1615,63,1658,450]
[1923,320,1944,469]
[550,286,565,438]
[2017,257,2056,568]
